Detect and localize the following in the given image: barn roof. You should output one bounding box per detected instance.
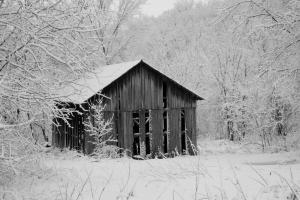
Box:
[58,60,203,104]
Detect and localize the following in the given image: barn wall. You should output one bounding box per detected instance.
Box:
[102,64,164,111]
[185,108,197,154]
[151,109,163,153]
[99,63,198,155]
[102,64,196,112]
[169,109,180,152]
[52,106,85,152]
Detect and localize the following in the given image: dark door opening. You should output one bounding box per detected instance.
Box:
[133,136,140,155]
[132,112,140,155]
[145,135,150,154]
[181,133,186,153]
[163,111,168,153]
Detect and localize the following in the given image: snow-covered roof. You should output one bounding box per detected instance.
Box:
[58,59,203,104]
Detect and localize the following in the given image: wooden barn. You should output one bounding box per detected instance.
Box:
[52,60,203,157]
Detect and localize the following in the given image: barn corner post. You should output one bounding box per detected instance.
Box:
[187,107,197,155]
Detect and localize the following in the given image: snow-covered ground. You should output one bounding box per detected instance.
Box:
[5,147,300,200]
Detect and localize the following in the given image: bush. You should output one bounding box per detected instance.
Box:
[84,100,121,159]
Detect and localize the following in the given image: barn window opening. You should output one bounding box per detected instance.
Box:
[145,110,151,154]
[132,112,140,155]
[163,82,167,108]
[163,111,168,153]
[181,110,186,153]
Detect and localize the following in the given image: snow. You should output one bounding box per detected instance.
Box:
[4,149,300,200]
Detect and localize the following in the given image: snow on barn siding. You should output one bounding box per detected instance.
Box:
[52,60,203,157]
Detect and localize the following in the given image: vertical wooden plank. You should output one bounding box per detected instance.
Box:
[123,111,133,154]
[166,82,170,109]
[84,127,95,154]
[134,69,137,110]
[107,111,115,142]
[118,112,124,149]
[119,78,124,111]
[128,111,133,154]
[192,108,197,147]
[139,110,145,156]
[169,109,180,154]
[132,69,135,110]
[159,77,163,109]
[141,66,145,108]
[70,118,72,148]
[73,115,76,149]
[65,120,68,148]
[148,70,152,109]
[180,90,184,108]
[168,110,172,153]
[176,89,179,108]
[139,66,142,109]
[78,114,81,150]
[185,108,196,155]
[113,84,117,110]
[185,108,191,145]
[75,113,79,149]
[125,75,129,111]
[176,109,180,153]
[57,119,61,148]
[177,89,180,108]
[130,70,134,111]
[70,116,73,149]
[178,109,182,154]
[72,114,75,149]
[107,87,112,111]
[143,67,147,109]
[169,84,174,108]
[137,67,141,109]
[151,109,162,154]
[123,112,128,151]
[124,76,128,111]
[156,75,159,109]
[63,120,66,149]
[151,74,155,109]
[51,123,55,147]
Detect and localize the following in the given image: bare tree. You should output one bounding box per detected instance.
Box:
[86,0,145,65]
[0,0,104,154]
[216,0,300,147]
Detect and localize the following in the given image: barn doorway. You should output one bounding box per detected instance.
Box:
[132,110,152,156]
[163,111,168,153]
[132,112,140,155]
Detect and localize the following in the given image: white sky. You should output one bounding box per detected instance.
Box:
[140,0,204,17]
[140,0,176,17]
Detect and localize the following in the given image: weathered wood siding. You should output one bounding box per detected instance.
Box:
[52,109,85,152]
[98,62,197,155]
